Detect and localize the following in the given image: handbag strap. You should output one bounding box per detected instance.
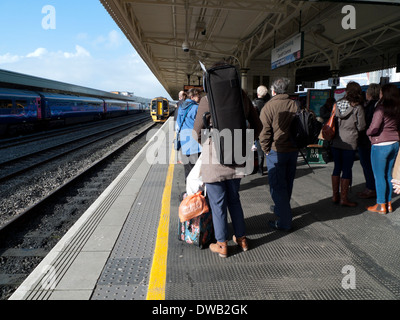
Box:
[331,103,337,117]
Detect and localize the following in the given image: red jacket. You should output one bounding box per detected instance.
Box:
[366,104,399,144]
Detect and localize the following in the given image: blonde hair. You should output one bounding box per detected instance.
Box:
[257,85,268,97]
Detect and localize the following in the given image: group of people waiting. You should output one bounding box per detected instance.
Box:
[174,70,400,258]
[319,82,400,214]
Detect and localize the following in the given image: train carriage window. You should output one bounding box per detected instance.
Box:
[49,99,70,116]
[0,99,13,114]
[15,100,27,114]
[163,100,168,112]
[88,102,101,111]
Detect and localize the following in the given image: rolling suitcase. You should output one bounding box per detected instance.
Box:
[201,62,247,165]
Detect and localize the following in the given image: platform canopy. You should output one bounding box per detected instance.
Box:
[100,0,400,98]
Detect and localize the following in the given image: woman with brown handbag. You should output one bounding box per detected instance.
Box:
[330,82,366,207]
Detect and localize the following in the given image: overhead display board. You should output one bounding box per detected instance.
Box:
[271,32,304,70]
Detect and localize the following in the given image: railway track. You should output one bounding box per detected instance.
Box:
[0,115,149,182]
[0,114,154,228]
[0,119,161,300]
[0,114,142,151]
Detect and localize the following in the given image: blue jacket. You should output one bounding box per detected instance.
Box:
[176,99,202,156]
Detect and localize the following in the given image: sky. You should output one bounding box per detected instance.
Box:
[0,0,172,100]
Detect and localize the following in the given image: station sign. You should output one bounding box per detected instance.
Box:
[271,32,304,70]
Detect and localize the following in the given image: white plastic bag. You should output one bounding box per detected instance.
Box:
[186,153,204,195]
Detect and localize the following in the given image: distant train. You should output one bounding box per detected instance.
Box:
[150,97,175,123]
[0,88,146,136]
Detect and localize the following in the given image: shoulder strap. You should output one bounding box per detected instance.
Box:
[331,103,337,116]
[177,103,195,135]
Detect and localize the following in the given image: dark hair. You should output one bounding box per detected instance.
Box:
[381,83,400,119]
[188,87,201,98]
[345,81,364,105]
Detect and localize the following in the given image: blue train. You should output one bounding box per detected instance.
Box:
[0,88,145,136]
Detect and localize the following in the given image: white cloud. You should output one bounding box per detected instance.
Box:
[26,48,48,58]
[63,45,91,58]
[0,46,170,99]
[0,53,21,64]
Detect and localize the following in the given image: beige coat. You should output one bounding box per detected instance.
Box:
[259,94,298,154]
[193,92,262,183]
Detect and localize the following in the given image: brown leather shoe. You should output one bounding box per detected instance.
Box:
[366,203,387,214]
[209,241,228,258]
[357,188,376,199]
[387,201,393,213]
[233,235,248,252]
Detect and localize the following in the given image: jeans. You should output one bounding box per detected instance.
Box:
[206,179,245,242]
[255,139,264,170]
[266,150,298,230]
[371,142,399,204]
[331,147,356,179]
[358,145,375,191]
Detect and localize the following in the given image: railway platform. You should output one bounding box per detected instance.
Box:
[9,117,400,301]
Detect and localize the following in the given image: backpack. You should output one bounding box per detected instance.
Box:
[201,62,247,165]
[290,107,320,149]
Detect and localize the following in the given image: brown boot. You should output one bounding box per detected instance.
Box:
[367,203,387,214]
[340,178,357,207]
[209,241,228,258]
[233,235,248,252]
[332,175,340,203]
[387,201,392,213]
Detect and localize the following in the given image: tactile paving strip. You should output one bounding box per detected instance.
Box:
[91,129,170,300]
[16,126,153,300]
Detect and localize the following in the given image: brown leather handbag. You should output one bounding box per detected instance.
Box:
[322,103,337,141]
[179,191,210,222]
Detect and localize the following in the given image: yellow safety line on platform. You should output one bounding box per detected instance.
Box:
[146,148,175,300]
